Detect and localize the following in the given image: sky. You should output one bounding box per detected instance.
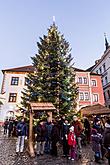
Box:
[0,0,110,88]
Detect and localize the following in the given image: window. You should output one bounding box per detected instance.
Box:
[78,77,82,84]
[105,76,108,84]
[103,63,106,72]
[83,77,87,84]
[24,77,31,86]
[107,90,110,99]
[93,94,98,102]
[99,67,102,74]
[91,80,97,86]
[11,77,19,85]
[96,70,98,74]
[8,93,17,102]
[79,92,84,100]
[102,79,104,86]
[85,92,89,100]
[104,92,106,101]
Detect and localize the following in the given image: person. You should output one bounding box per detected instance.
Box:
[91,128,102,164]
[61,119,70,157]
[35,120,46,156]
[44,119,53,154]
[68,126,77,161]
[93,117,103,134]
[51,120,60,156]
[83,117,91,144]
[103,118,110,165]
[73,115,83,158]
[58,115,66,138]
[3,119,9,135]
[8,119,14,137]
[16,118,27,154]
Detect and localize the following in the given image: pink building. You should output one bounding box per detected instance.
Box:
[74,68,105,110]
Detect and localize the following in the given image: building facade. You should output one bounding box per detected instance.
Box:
[89,41,110,108]
[75,68,104,110]
[0,65,104,123]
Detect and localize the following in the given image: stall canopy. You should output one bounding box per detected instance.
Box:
[80,104,110,116]
[30,102,56,111]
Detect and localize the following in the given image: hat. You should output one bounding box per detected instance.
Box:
[69,126,74,132]
[73,115,78,121]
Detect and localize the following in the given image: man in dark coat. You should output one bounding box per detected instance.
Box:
[51,120,60,156]
[35,120,46,156]
[61,119,70,157]
[104,118,110,165]
[8,119,14,137]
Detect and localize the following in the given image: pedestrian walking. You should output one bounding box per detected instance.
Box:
[68,126,77,161]
[16,118,27,153]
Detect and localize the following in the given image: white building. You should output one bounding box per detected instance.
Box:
[0,65,35,124]
[88,36,110,108]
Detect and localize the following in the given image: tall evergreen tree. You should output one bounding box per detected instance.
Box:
[21,23,78,114]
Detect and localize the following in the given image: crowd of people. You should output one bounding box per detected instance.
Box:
[3,115,110,164]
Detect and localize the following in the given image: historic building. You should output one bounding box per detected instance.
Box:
[0,65,104,124]
[88,36,110,108]
[75,68,104,110]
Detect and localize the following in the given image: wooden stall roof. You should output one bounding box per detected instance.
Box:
[80,104,110,116]
[30,102,56,111]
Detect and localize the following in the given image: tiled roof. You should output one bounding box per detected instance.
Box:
[30,102,56,111]
[2,65,100,76]
[80,104,110,116]
[2,65,35,73]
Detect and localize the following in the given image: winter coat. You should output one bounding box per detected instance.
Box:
[103,123,110,149]
[45,122,53,139]
[35,124,46,142]
[91,128,102,153]
[4,120,9,129]
[68,132,76,147]
[16,121,27,136]
[61,123,70,138]
[8,121,14,130]
[73,121,83,137]
[51,124,60,143]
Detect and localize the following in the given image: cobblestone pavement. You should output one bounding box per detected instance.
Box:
[0,128,108,165]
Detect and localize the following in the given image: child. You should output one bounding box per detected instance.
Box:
[91,128,102,164]
[68,126,77,161]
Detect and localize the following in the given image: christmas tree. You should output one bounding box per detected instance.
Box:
[21,22,78,114]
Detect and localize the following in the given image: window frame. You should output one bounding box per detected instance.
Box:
[93,93,98,102]
[8,93,17,102]
[91,79,97,87]
[11,77,19,85]
[78,77,83,84]
[85,92,89,100]
[79,92,84,100]
[83,77,87,84]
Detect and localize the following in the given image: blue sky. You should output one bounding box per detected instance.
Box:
[0,0,110,87]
